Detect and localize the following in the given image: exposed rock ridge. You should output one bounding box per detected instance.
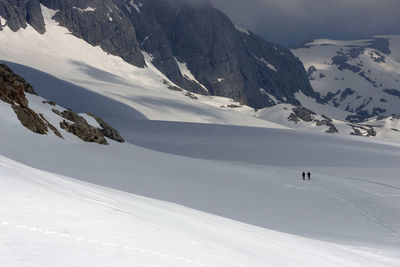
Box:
[1,63,124,145]
[88,113,125,143]
[51,108,125,145]
[56,109,108,145]
[287,106,338,133]
[0,63,58,136]
[0,0,45,33]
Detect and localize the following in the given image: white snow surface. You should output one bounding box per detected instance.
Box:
[1,46,400,266]
[253,54,278,71]
[130,0,141,13]
[2,154,399,267]
[234,24,250,35]
[0,15,6,26]
[73,7,96,12]
[1,93,400,265]
[1,8,400,265]
[125,0,141,13]
[2,90,400,264]
[175,58,209,92]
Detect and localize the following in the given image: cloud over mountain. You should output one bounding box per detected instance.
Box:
[212,0,400,44]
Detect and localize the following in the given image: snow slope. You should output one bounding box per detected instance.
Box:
[292,36,400,120]
[0,5,282,130]
[3,155,400,267]
[1,90,400,259]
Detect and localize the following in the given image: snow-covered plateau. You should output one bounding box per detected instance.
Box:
[1,4,400,267]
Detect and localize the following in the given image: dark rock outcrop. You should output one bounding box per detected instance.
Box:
[57,109,108,145]
[11,104,49,134]
[42,0,145,67]
[88,113,125,143]
[0,0,45,32]
[26,0,46,33]
[0,63,35,101]
[291,107,315,122]
[287,105,338,133]
[0,63,57,135]
[349,125,377,137]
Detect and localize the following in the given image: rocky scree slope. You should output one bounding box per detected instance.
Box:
[0,63,124,145]
[0,0,316,109]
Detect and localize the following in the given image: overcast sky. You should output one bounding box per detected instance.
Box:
[211,0,400,45]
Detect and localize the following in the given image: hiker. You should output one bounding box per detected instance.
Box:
[302,171,305,180]
[307,172,311,180]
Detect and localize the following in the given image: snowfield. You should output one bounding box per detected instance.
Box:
[1,91,400,265]
[2,155,399,267]
[1,4,400,266]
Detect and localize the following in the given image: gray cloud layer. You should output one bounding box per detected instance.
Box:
[211,0,400,45]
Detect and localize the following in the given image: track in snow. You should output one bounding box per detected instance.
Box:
[312,175,400,236]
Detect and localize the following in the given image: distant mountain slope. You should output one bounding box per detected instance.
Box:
[0,0,316,109]
[292,36,400,121]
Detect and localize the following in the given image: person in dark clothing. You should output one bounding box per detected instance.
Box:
[302,171,305,180]
[307,172,311,180]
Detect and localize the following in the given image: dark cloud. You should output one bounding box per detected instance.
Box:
[211,0,400,45]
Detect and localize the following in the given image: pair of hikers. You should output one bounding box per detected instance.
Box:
[302,171,311,180]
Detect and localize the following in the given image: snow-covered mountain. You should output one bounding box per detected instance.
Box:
[0,0,316,109]
[1,3,400,141]
[292,36,400,122]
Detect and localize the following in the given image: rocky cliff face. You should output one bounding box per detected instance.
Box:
[0,63,56,135]
[0,0,316,109]
[0,0,45,33]
[122,0,317,108]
